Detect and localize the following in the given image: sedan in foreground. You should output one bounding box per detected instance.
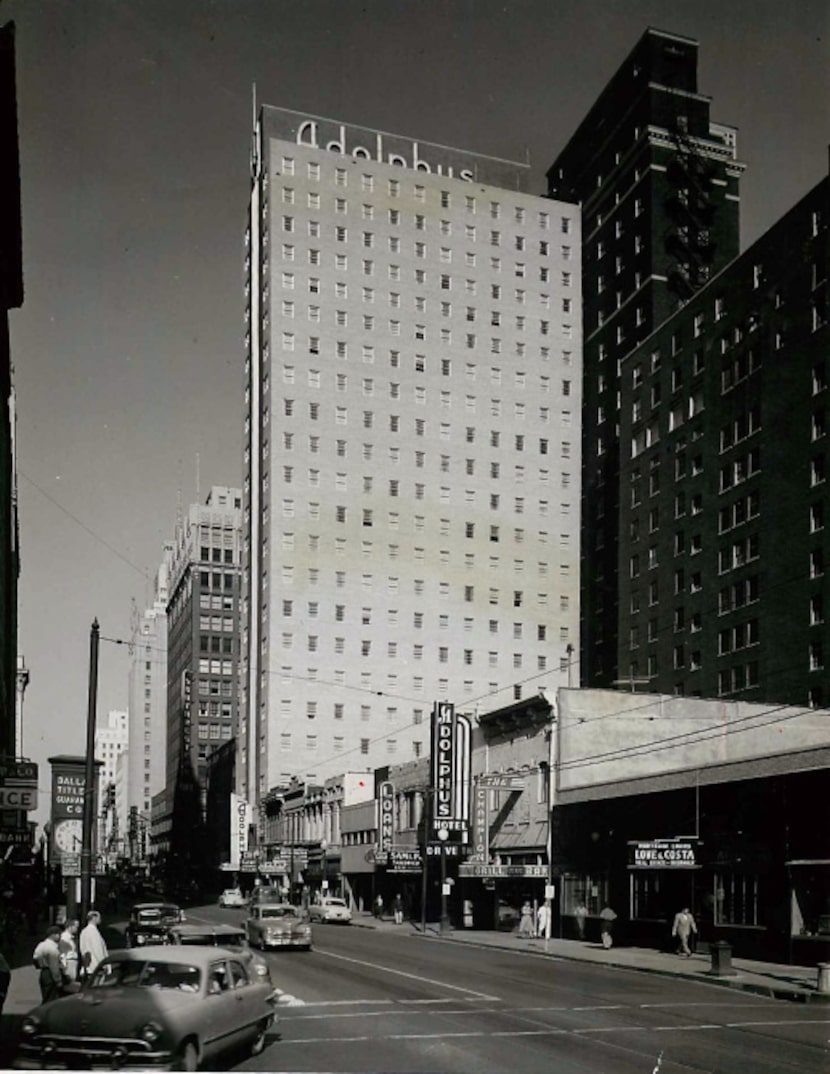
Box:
[307,896,352,924]
[14,945,278,1071]
[246,903,312,950]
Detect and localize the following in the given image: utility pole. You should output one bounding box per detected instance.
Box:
[80,619,99,924]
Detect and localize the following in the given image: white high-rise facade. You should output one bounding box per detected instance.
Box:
[240,107,582,810]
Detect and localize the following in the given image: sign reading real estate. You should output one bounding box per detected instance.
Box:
[230,793,250,869]
[628,839,698,869]
[429,702,471,843]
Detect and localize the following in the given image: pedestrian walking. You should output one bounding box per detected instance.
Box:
[518,900,535,937]
[536,901,549,938]
[574,899,588,940]
[393,893,404,925]
[79,910,108,978]
[599,905,617,949]
[374,893,384,920]
[59,918,80,981]
[33,925,66,1003]
[671,907,697,957]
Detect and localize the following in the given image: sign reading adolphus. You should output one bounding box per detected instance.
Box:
[429,702,471,843]
[628,839,699,869]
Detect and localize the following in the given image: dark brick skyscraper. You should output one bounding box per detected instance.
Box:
[547,28,744,688]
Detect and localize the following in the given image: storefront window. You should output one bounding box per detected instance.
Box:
[714,872,759,926]
[561,872,608,916]
[790,864,830,937]
[630,871,664,920]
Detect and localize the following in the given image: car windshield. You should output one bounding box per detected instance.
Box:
[325,899,347,907]
[260,907,294,919]
[90,959,201,992]
[137,906,179,924]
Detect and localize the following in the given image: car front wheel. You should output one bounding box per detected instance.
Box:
[250,1020,269,1057]
[174,1041,198,1071]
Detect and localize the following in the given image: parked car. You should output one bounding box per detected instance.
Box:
[165,922,271,984]
[218,887,246,909]
[15,945,278,1071]
[497,900,520,930]
[125,902,185,947]
[307,896,352,925]
[246,902,312,950]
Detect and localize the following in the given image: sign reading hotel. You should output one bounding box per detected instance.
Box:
[260,106,532,193]
[230,793,250,870]
[429,702,471,843]
[628,839,698,869]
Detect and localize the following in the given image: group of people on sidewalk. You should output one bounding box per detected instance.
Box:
[516,899,697,955]
[374,894,405,924]
[32,910,108,1004]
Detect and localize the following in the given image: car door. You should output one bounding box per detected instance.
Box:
[226,959,261,1046]
[201,957,240,1063]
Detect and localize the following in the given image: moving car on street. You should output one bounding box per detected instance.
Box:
[125,902,185,947]
[165,922,271,984]
[218,887,246,908]
[15,945,278,1071]
[307,896,352,924]
[246,902,312,950]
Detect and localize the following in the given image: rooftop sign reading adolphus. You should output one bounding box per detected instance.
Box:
[259,106,533,192]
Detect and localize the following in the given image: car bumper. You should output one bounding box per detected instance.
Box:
[15,1037,176,1070]
[261,935,310,947]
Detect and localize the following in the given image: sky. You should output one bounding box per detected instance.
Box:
[3,0,828,823]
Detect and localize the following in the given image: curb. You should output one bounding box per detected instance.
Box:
[412,930,830,1005]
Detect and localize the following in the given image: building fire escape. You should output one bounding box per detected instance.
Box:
[664,117,718,301]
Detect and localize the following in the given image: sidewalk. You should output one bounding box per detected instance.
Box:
[355,913,830,1005]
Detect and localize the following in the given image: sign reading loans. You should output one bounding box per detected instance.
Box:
[430,702,471,842]
[628,839,698,869]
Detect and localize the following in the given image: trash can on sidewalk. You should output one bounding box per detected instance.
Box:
[708,940,737,976]
[817,963,830,994]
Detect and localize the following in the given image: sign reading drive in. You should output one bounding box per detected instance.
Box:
[430,702,471,842]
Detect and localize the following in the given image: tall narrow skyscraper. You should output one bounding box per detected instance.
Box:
[547,28,744,688]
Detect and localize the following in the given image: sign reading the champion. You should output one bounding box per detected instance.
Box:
[430,702,471,842]
[296,120,474,182]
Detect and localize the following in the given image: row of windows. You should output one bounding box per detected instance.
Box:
[196,723,233,742]
[263,524,570,552]
[276,637,554,668]
[275,316,564,342]
[275,160,572,232]
[275,497,567,520]
[280,605,553,637]
[277,367,568,394]
[277,731,418,758]
[274,431,569,459]
[277,399,565,424]
[278,271,570,303]
[273,242,559,285]
[260,575,567,610]
[280,213,559,257]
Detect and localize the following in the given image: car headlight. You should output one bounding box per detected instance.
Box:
[136,935,146,945]
[21,1015,41,1037]
[138,1021,163,1043]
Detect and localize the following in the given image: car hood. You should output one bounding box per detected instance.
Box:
[36,988,195,1034]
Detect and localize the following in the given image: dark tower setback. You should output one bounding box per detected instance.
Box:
[546,27,744,688]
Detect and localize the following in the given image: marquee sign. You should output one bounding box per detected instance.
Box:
[628,839,699,869]
[430,702,471,842]
[459,863,547,879]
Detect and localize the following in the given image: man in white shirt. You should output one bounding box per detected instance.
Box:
[79,910,108,977]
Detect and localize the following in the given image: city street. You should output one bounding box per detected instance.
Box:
[187,908,830,1073]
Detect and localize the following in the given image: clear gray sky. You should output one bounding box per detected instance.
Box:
[3,0,828,822]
